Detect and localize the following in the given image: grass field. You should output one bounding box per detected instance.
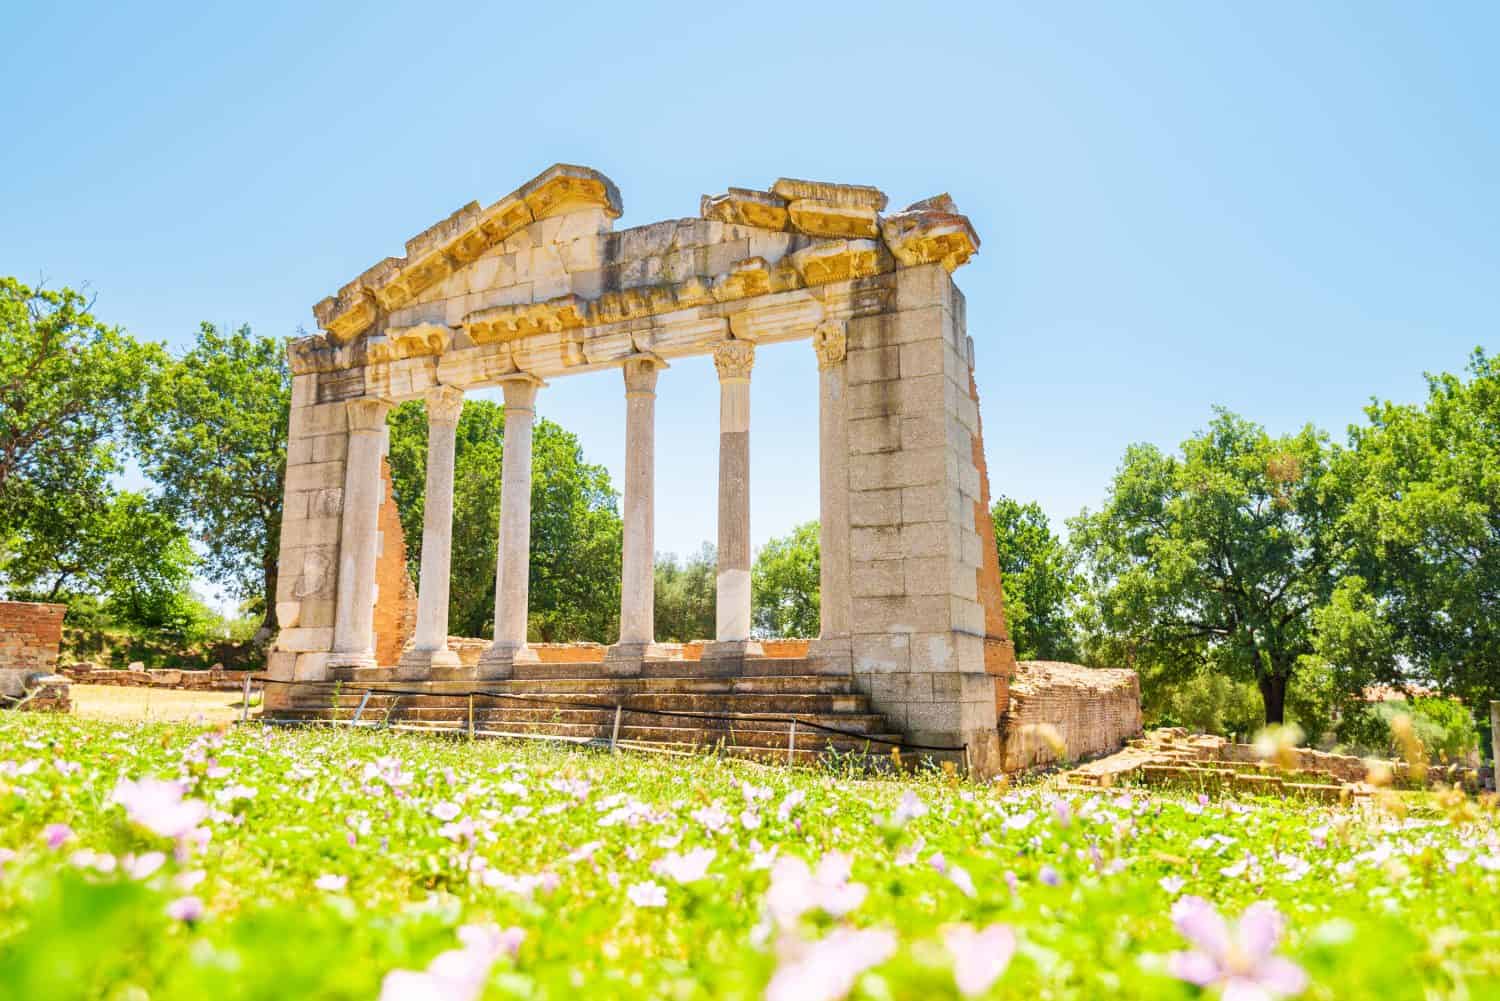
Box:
[1,712,1497,1001]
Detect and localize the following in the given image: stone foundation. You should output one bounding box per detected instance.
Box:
[999,660,1142,771]
[59,662,260,692]
[0,600,67,699]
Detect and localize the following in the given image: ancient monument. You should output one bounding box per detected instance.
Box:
[265,163,1130,774]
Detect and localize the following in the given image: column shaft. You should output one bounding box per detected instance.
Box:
[329,399,391,671]
[480,376,542,676]
[399,386,464,676]
[617,356,664,648]
[712,341,756,649]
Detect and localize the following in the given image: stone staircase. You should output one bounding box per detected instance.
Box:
[261,656,907,766]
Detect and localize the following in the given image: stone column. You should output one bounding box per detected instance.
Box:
[704,339,762,665]
[328,398,392,674]
[808,322,853,673]
[478,375,543,678]
[606,354,668,674]
[396,386,464,678]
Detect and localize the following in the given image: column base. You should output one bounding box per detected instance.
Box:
[394,646,462,681]
[699,639,764,676]
[604,641,669,677]
[326,653,376,679]
[806,636,853,675]
[476,642,538,680]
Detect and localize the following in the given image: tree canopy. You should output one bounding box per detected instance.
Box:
[1070,410,1348,724]
[990,496,1081,661]
[654,545,717,643]
[751,521,820,639]
[130,324,289,638]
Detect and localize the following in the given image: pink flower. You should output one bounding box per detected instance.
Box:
[652,848,715,885]
[944,923,1016,996]
[627,880,667,907]
[1169,897,1308,999]
[764,853,867,927]
[166,896,204,922]
[315,874,347,892]
[1039,865,1062,887]
[892,791,928,826]
[765,928,896,1001]
[42,824,73,849]
[431,802,462,822]
[124,852,166,880]
[947,863,977,899]
[1159,875,1187,896]
[377,923,522,1001]
[111,778,209,842]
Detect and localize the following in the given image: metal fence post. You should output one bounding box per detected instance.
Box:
[351,689,372,726]
[787,718,797,766]
[468,694,475,741]
[240,676,252,723]
[610,704,622,752]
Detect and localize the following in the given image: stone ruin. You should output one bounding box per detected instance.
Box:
[262,163,1143,775]
[0,601,71,713]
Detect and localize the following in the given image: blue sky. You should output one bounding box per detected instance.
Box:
[4,1,1496,571]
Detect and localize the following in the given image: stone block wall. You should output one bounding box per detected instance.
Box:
[1000,660,1143,771]
[0,601,67,698]
[373,458,418,667]
[843,265,1003,766]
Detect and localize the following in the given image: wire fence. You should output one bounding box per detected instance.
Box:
[249,675,968,756]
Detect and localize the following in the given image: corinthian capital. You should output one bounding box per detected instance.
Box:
[713,340,756,383]
[425,385,465,425]
[812,321,847,370]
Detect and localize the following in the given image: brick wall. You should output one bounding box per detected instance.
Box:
[1000,660,1142,771]
[373,456,417,667]
[0,601,67,697]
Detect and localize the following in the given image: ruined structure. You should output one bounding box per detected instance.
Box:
[0,600,71,711]
[266,164,1027,770]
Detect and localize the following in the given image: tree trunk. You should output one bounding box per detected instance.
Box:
[1259,674,1288,726]
[259,551,279,638]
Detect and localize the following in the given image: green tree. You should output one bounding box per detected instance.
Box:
[752,521,820,638]
[0,278,162,582]
[1070,409,1348,724]
[1338,349,1500,711]
[990,496,1081,661]
[387,399,621,641]
[655,544,716,643]
[130,324,289,638]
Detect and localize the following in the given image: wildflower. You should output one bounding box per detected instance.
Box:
[111,778,209,842]
[691,804,731,835]
[627,880,667,907]
[777,790,805,822]
[315,874,348,892]
[765,927,896,1001]
[42,823,73,849]
[948,863,977,898]
[166,896,205,922]
[378,923,522,1001]
[741,810,762,830]
[764,853,867,927]
[1168,896,1308,999]
[124,852,166,880]
[1159,875,1187,896]
[944,923,1016,996]
[652,848,715,885]
[565,841,603,863]
[0,848,16,876]
[893,791,928,826]
[1038,865,1061,887]
[431,802,462,822]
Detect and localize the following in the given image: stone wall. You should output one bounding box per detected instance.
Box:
[967,370,1017,711]
[1000,660,1142,771]
[0,601,67,698]
[59,663,259,692]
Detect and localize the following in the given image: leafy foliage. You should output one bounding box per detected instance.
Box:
[387,399,621,641]
[654,544,717,642]
[751,521,820,639]
[130,324,289,635]
[990,496,1081,661]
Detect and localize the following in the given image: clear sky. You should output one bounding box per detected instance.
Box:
[3,1,1496,566]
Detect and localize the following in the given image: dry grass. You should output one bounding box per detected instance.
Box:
[69,685,258,724]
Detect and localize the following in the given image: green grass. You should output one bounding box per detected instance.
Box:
[1,713,1497,1000]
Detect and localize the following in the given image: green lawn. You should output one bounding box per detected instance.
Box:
[1,713,1496,1000]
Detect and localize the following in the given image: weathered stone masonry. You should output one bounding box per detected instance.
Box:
[267,164,1019,767]
[0,600,69,710]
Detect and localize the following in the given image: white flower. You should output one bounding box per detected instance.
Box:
[627,881,667,908]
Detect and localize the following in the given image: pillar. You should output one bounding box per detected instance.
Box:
[396,385,464,678]
[478,375,543,678]
[704,339,762,664]
[808,322,853,673]
[328,398,392,674]
[606,354,667,673]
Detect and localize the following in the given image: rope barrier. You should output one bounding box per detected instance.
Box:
[251,676,967,753]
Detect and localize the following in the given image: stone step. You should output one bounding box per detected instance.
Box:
[318,676,857,697]
[271,705,894,735]
[354,718,904,751]
[337,657,832,685]
[293,691,872,715]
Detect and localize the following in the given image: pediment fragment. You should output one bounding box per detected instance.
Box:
[367,323,453,363]
[791,240,885,285]
[464,295,588,344]
[520,164,623,221]
[880,204,980,271]
[699,188,789,230]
